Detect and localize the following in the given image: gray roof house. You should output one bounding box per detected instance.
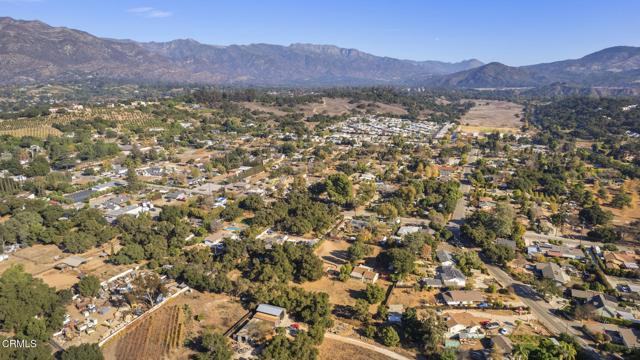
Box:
[436,250,455,267]
[439,266,466,288]
[536,262,570,285]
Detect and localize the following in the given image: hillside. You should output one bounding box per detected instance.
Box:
[0,17,481,86]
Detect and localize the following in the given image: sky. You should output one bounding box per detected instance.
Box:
[1,0,639,66]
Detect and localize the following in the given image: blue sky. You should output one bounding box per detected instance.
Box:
[1,0,639,65]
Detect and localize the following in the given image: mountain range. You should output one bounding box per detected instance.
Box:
[1,17,639,88]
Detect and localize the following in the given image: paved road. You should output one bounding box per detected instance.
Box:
[485,264,588,346]
[325,333,413,360]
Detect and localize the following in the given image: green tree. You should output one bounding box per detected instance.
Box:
[353,299,370,322]
[533,278,562,300]
[579,204,612,226]
[338,264,352,282]
[126,166,143,192]
[325,173,353,206]
[0,265,67,340]
[198,331,232,360]
[380,248,416,280]
[220,202,243,221]
[61,344,104,360]
[611,192,632,209]
[25,156,51,177]
[347,241,372,263]
[239,194,265,211]
[365,283,385,304]
[78,275,101,298]
[379,326,400,347]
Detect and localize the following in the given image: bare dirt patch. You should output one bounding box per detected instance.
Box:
[297,277,368,307]
[240,101,289,116]
[170,291,247,333]
[460,100,523,131]
[319,338,395,360]
[388,287,434,308]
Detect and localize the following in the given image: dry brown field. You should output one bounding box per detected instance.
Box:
[459,100,523,133]
[318,338,396,360]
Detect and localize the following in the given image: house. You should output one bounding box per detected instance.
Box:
[421,278,444,288]
[491,335,514,355]
[496,238,517,250]
[105,203,154,223]
[255,304,287,327]
[396,226,421,237]
[442,290,485,306]
[569,289,598,304]
[604,251,639,270]
[55,256,87,270]
[439,266,467,288]
[436,250,455,267]
[589,294,620,318]
[165,191,187,202]
[387,304,404,323]
[444,312,487,338]
[619,328,640,348]
[438,166,456,180]
[536,262,570,285]
[350,265,379,283]
[478,197,496,210]
[192,183,223,195]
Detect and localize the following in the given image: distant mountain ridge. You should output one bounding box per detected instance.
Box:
[420,46,640,88]
[0,17,481,86]
[1,17,639,88]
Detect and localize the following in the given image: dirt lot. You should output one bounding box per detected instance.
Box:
[298,276,369,307]
[460,100,523,132]
[387,287,434,308]
[242,97,407,118]
[605,179,640,225]
[170,291,247,334]
[302,98,407,117]
[319,338,395,360]
[241,101,290,116]
[0,242,130,289]
[0,244,64,276]
[316,239,351,265]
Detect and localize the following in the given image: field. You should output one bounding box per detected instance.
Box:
[459,100,523,133]
[316,239,351,265]
[170,291,247,333]
[102,305,185,360]
[298,276,369,307]
[136,291,247,360]
[0,126,62,138]
[606,179,640,225]
[241,97,407,118]
[387,287,435,308]
[0,242,129,290]
[301,98,407,117]
[0,108,158,138]
[319,338,395,360]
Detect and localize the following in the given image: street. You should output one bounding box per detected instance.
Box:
[485,264,590,347]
